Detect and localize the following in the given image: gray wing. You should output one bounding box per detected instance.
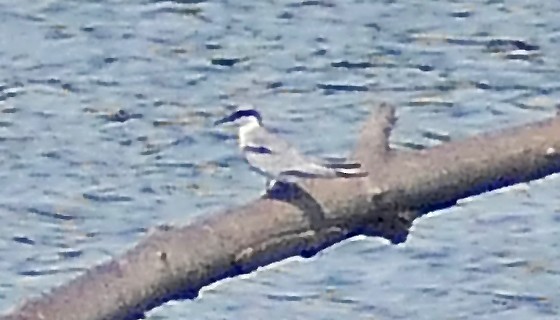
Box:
[242,127,340,180]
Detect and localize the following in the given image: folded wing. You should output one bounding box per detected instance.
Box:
[242,126,368,181]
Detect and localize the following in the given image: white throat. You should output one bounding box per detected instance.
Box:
[238,117,261,147]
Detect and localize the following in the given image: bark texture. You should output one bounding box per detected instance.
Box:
[4,104,560,320]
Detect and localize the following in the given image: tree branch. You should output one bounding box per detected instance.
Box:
[353,102,397,168]
[3,104,560,320]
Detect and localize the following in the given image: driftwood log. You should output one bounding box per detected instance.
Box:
[3,104,560,320]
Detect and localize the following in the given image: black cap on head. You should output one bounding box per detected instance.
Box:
[214,109,263,125]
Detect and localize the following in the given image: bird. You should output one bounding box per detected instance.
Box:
[214,109,368,191]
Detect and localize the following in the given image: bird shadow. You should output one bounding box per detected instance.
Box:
[262,182,326,230]
[263,182,412,245]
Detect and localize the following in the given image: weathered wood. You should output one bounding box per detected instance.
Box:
[3,104,560,320]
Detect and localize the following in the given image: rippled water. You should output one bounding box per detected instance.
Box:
[1,0,559,319]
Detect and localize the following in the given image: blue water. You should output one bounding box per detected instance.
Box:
[1,0,559,319]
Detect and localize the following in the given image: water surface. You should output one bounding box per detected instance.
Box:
[0,0,559,319]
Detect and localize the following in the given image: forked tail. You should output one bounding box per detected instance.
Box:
[334,168,369,178]
[322,162,362,170]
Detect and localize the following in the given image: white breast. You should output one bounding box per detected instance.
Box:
[238,118,261,148]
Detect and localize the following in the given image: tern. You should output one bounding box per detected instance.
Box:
[214,109,368,191]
